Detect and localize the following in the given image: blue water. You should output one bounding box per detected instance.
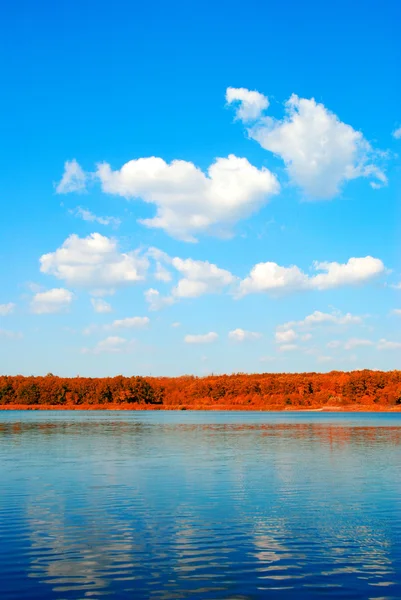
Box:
[1,411,401,599]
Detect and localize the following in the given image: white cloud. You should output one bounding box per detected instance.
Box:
[56,159,87,194]
[71,207,121,227]
[184,332,218,344]
[228,328,262,342]
[310,257,385,290]
[392,309,401,316]
[30,288,74,314]
[278,344,298,352]
[377,339,401,350]
[0,303,15,316]
[226,87,269,122]
[238,256,384,296]
[82,336,135,354]
[155,262,172,282]
[238,262,308,296]
[109,316,149,329]
[144,288,174,311]
[145,251,236,309]
[275,328,298,344]
[0,329,23,340]
[40,233,148,289]
[344,338,374,350]
[393,127,401,139]
[91,298,112,313]
[95,154,279,241]
[281,310,363,330]
[233,92,387,198]
[171,257,236,298]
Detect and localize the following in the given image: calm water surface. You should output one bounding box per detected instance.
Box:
[1,411,401,599]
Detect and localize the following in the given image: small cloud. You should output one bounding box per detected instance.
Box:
[91,298,112,313]
[377,338,401,350]
[278,344,298,352]
[344,338,374,350]
[184,332,218,344]
[275,328,297,344]
[392,126,401,139]
[171,322,181,328]
[82,336,135,354]
[108,316,149,329]
[0,303,15,316]
[225,87,269,122]
[71,206,121,227]
[56,159,87,194]
[155,262,172,282]
[30,288,74,314]
[228,328,262,342]
[144,288,174,311]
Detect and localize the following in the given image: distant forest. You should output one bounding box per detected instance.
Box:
[1,371,401,409]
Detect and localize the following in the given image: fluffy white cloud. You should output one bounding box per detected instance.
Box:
[0,303,15,316]
[239,262,308,296]
[275,328,298,344]
[281,310,363,330]
[343,338,374,350]
[71,207,121,227]
[228,91,386,198]
[82,336,135,354]
[238,256,384,296]
[377,339,401,350]
[56,159,87,194]
[171,257,236,298]
[228,328,262,342]
[310,257,385,290]
[184,332,218,344]
[95,154,279,241]
[30,288,74,314]
[226,87,269,121]
[155,262,172,282]
[392,127,401,139]
[109,316,149,329]
[40,233,148,289]
[144,288,175,311]
[145,250,236,309]
[392,309,401,316]
[91,298,112,313]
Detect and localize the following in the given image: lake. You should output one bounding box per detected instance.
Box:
[1,411,401,599]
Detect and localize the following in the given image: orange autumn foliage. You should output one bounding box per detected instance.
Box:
[1,370,401,409]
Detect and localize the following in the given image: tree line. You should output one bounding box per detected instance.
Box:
[0,370,400,408]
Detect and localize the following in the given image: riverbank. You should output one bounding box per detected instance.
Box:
[1,404,401,412]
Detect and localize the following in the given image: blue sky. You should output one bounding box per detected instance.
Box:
[0,0,400,376]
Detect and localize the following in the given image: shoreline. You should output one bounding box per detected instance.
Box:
[1,404,401,412]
